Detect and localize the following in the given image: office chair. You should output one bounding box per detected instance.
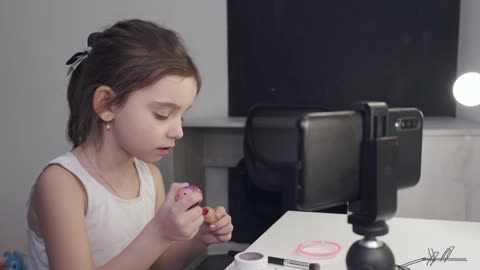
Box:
[243,104,331,212]
[230,104,331,243]
[230,104,348,243]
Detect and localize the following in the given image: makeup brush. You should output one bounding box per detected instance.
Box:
[227,250,320,270]
[268,256,320,270]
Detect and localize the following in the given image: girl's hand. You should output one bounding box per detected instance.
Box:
[194,206,233,246]
[154,183,204,242]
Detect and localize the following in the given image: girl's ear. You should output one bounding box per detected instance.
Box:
[93,85,115,122]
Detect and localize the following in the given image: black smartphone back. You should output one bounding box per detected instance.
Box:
[296,108,423,211]
[387,108,423,189]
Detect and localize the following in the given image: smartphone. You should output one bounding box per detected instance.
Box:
[295,108,423,211]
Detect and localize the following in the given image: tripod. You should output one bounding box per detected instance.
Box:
[346,102,399,270]
[346,220,395,270]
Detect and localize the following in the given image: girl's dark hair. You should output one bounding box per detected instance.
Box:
[66,19,201,148]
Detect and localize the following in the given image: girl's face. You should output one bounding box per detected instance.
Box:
[111,75,197,162]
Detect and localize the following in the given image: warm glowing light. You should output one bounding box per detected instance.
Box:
[453,72,480,107]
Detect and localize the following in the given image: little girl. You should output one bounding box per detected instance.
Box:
[26,19,233,270]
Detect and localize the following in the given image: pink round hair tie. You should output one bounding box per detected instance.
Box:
[297,240,342,258]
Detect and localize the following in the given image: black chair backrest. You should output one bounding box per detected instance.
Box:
[243,104,329,193]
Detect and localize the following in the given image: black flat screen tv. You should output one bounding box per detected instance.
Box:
[227,1,460,116]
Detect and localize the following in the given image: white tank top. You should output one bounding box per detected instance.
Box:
[25,152,157,270]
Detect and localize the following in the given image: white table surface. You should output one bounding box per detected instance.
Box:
[225,211,480,270]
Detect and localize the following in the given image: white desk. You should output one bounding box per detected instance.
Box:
[225,211,480,270]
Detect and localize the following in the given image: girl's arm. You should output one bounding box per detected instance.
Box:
[148,164,208,270]
[34,165,97,270]
[35,164,202,270]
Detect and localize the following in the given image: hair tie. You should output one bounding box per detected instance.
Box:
[297,240,342,259]
[66,47,92,75]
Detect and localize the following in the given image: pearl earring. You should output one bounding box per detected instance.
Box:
[105,123,111,130]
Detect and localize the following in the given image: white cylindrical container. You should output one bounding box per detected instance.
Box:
[234,251,268,270]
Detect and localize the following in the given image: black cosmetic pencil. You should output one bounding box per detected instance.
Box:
[227,250,320,270]
[268,256,320,270]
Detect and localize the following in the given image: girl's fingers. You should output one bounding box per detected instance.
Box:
[193,214,205,229]
[209,214,231,231]
[174,192,203,212]
[164,182,189,205]
[186,214,205,238]
[214,206,226,219]
[182,206,203,224]
[211,223,234,236]
[216,233,232,242]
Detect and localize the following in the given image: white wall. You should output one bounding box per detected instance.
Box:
[0,0,227,250]
[1,0,480,251]
[456,0,480,122]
